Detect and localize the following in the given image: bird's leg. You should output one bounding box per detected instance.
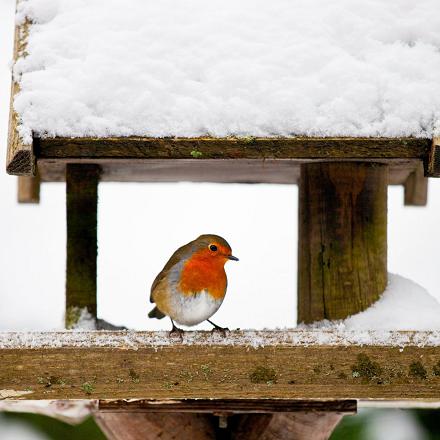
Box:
[169,318,184,339]
[207,319,229,336]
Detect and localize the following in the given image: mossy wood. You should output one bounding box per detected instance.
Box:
[298,162,387,323]
[65,164,100,327]
[1,331,440,401]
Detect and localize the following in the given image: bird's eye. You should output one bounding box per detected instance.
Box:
[209,244,218,252]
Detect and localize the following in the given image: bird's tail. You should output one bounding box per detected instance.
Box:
[148,306,165,320]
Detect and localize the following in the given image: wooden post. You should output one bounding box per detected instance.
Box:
[65,164,100,328]
[298,162,387,323]
[18,175,40,203]
[231,412,346,440]
[94,413,216,440]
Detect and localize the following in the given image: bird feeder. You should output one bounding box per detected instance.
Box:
[3,1,440,439]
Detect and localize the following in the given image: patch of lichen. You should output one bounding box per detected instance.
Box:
[351,354,382,382]
[65,306,81,329]
[409,361,427,380]
[249,366,277,385]
[37,375,66,387]
[129,369,140,383]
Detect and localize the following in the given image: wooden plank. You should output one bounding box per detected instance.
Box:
[6,21,35,176]
[1,330,440,402]
[298,163,387,323]
[94,413,215,440]
[65,164,100,328]
[36,158,420,185]
[404,162,428,206]
[17,175,40,204]
[36,136,431,160]
[98,399,357,413]
[427,137,440,177]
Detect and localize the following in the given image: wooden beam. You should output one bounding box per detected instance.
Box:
[404,162,428,206]
[18,175,40,204]
[65,164,100,328]
[6,21,35,176]
[36,136,431,160]
[94,413,216,440]
[298,163,387,323]
[232,412,347,440]
[36,158,420,185]
[98,399,357,413]
[0,330,440,402]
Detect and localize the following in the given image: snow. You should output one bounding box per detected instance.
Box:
[13,0,440,144]
[302,274,440,331]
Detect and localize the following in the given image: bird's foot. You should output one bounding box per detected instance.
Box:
[208,320,229,337]
[169,325,184,340]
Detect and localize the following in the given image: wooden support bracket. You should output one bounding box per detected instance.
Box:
[17,175,40,204]
[404,162,428,206]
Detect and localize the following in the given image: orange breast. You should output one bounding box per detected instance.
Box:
[179,252,227,300]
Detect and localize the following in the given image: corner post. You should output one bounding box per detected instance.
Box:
[298,162,387,323]
[65,164,100,328]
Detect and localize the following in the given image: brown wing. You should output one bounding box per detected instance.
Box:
[149,241,194,303]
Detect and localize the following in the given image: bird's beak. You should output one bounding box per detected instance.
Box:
[227,255,239,261]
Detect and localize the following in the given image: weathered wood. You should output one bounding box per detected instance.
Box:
[94,412,215,440]
[232,412,346,440]
[66,164,100,328]
[1,330,440,402]
[6,21,35,175]
[404,162,428,206]
[98,399,357,413]
[36,136,431,160]
[18,175,40,203]
[298,162,387,323]
[427,137,440,177]
[36,158,420,185]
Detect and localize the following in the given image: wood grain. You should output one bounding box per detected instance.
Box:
[65,165,100,327]
[1,331,440,401]
[298,163,387,322]
[18,175,40,204]
[6,21,35,175]
[428,137,440,177]
[36,136,431,160]
[36,158,420,185]
[404,162,428,206]
[94,412,215,440]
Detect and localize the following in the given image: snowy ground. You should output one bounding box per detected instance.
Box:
[13,0,440,142]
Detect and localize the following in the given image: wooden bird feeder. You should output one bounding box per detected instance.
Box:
[4,5,440,440]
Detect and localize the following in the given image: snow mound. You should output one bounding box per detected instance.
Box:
[304,273,440,331]
[13,0,440,143]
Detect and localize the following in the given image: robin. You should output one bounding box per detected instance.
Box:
[148,234,238,335]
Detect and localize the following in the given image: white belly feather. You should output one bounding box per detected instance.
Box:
[169,290,223,326]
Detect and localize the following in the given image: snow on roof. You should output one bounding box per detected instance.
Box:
[12,0,440,144]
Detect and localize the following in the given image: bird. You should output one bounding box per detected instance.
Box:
[148,234,238,335]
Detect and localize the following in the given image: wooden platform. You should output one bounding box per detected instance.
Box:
[1,330,440,403]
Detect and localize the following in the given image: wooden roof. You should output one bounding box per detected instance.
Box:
[7,20,440,183]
